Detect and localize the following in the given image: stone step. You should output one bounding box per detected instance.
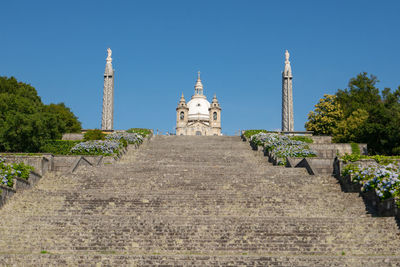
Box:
[0,135,399,265]
[1,255,400,267]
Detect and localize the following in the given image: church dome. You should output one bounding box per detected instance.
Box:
[187,97,210,121]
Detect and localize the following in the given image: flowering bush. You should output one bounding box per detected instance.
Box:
[126,128,152,138]
[341,164,360,177]
[0,156,33,187]
[250,133,317,160]
[70,140,121,156]
[342,162,400,202]
[242,129,268,139]
[105,132,144,145]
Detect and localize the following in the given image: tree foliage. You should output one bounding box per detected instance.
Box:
[305,94,343,135]
[305,72,400,155]
[43,103,82,133]
[0,76,82,152]
[332,108,369,143]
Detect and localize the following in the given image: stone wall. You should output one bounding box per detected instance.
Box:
[0,171,40,207]
[310,136,332,144]
[62,133,84,140]
[309,143,368,157]
[0,142,141,210]
[2,155,52,176]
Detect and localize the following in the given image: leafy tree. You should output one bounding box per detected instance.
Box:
[306,73,400,155]
[43,103,81,133]
[332,109,369,143]
[335,73,392,154]
[0,76,81,152]
[336,72,381,117]
[305,94,343,135]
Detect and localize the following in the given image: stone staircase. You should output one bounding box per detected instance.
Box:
[0,136,400,266]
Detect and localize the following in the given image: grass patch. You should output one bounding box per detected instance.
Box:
[40,250,48,254]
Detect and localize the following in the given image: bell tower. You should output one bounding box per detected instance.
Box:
[209,94,221,135]
[176,93,189,135]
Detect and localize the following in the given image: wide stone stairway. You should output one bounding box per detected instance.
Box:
[1,136,400,266]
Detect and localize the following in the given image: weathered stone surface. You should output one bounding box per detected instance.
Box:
[61,133,84,140]
[102,48,114,130]
[282,50,294,131]
[0,136,399,265]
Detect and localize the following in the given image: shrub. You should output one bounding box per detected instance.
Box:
[0,156,33,187]
[345,162,400,202]
[250,132,316,164]
[340,154,400,165]
[84,129,105,141]
[40,140,81,155]
[290,136,313,143]
[341,164,360,177]
[70,140,121,156]
[392,147,400,156]
[126,128,152,137]
[242,130,267,139]
[105,132,144,145]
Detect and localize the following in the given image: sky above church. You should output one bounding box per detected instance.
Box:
[1,0,399,135]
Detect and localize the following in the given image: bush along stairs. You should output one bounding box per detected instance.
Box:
[0,136,400,266]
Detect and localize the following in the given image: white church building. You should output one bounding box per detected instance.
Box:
[176,72,222,136]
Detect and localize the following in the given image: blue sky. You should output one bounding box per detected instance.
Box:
[1,0,399,135]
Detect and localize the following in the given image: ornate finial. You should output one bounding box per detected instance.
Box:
[197,71,201,80]
[107,48,112,62]
[285,50,290,62]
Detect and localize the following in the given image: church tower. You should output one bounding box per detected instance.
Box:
[282,49,294,132]
[209,94,221,135]
[102,48,114,130]
[176,93,189,135]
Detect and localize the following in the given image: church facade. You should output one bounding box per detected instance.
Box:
[176,72,221,136]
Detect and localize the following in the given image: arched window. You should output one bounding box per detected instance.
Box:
[180,111,184,120]
[213,112,217,121]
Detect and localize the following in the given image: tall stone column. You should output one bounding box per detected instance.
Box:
[102,48,114,130]
[282,50,294,132]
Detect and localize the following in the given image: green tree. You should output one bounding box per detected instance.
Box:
[332,109,369,143]
[305,94,344,135]
[43,103,81,133]
[336,72,381,117]
[0,76,81,152]
[335,73,390,154]
[306,73,400,155]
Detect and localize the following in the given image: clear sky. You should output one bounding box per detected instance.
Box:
[1,0,399,135]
